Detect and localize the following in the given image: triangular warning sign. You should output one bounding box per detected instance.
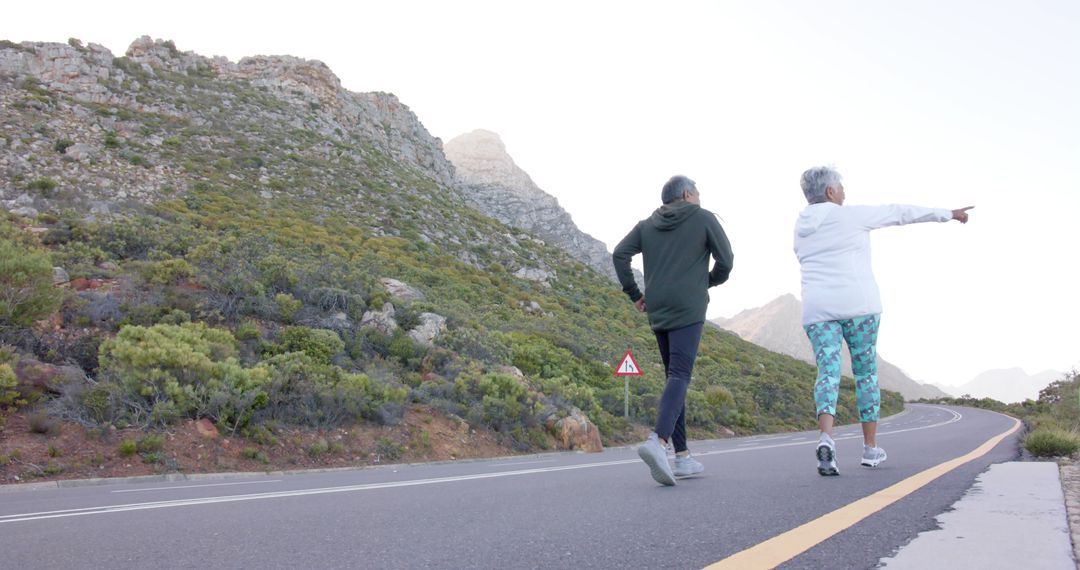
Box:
[614,350,643,376]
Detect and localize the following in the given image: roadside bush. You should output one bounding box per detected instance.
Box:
[79,382,122,424]
[1025,428,1080,457]
[0,363,19,408]
[118,439,137,456]
[252,352,407,427]
[96,322,270,428]
[0,237,64,329]
[136,433,165,453]
[375,436,403,460]
[28,410,60,435]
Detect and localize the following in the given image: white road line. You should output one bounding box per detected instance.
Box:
[111,480,282,493]
[490,460,555,467]
[0,405,968,525]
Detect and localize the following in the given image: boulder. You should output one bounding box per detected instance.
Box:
[194,418,219,439]
[407,312,446,346]
[14,359,84,395]
[550,408,603,453]
[496,365,525,379]
[65,143,94,161]
[360,302,398,334]
[52,266,70,285]
[380,278,426,302]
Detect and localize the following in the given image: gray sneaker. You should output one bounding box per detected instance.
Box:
[673,454,704,477]
[637,433,676,486]
[816,440,839,476]
[861,445,887,467]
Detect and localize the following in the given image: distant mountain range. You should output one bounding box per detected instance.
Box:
[942,368,1063,403]
[712,294,948,401]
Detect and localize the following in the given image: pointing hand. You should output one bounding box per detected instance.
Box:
[952,206,974,224]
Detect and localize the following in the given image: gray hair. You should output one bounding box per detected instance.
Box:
[800,167,842,204]
[661,175,697,204]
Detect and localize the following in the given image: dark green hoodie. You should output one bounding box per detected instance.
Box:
[612,202,733,331]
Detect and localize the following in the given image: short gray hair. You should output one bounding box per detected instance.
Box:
[661,175,697,204]
[800,167,842,204]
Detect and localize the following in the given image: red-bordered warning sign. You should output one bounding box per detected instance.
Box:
[613,350,643,376]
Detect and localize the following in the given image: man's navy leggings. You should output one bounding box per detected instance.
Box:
[653,321,703,453]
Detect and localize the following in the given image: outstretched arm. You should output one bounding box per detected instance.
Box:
[850,204,971,230]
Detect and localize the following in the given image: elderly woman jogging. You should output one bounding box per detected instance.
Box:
[793,166,971,476]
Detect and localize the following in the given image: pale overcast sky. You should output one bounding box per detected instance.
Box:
[4,1,1078,388]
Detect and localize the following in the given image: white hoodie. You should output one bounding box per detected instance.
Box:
[793,203,953,326]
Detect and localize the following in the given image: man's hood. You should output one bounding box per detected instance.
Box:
[649,201,700,231]
[795,203,839,237]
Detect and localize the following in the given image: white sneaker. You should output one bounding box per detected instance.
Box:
[861,445,887,467]
[637,433,676,486]
[673,454,704,477]
[817,437,839,476]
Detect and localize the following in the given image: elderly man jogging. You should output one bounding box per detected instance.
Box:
[794,166,972,476]
[613,175,734,486]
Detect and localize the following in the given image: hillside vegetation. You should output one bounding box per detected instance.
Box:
[0,38,902,477]
[918,370,1080,457]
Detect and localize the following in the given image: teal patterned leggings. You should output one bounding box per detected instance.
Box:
[804,314,881,422]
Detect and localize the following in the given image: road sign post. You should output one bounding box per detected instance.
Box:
[613,350,643,419]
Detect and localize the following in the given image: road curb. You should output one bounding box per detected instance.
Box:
[0,409,913,494]
[0,448,596,493]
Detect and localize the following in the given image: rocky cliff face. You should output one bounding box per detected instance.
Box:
[444,130,620,283]
[714,294,948,401]
[0,36,454,218]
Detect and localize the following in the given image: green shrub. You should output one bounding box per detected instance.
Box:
[158,309,191,325]
[80,382,120,423]
[96,322,268,428]
[0,237,64,328]
[0,363,21,408]
[308,438,329,457]
[1025,428,1080,457]
[235,321,261,341]
[54,139,74,153]
[29,177,58,193]
[118,439,137,456]
[274,293,303,323]
[28,410,59,435]
[141,451,162,464]
[141,258,194,285]
[137,434,165,453]
[48,444,63,458]
[279,326,344,365]
[241,446,260,459]
[376,437,402,460]
[437,326,512,365]
[388,330,422,364]
[254,352,406,427]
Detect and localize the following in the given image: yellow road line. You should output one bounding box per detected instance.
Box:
[704,414,1022,570]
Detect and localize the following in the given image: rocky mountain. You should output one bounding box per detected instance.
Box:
[713,294,948,400]
[0,35,905,462]
[946,368,1063,403]
[0,36,456,220]
[444,130,622,283]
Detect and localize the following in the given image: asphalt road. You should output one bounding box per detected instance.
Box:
[0,404,1021,569]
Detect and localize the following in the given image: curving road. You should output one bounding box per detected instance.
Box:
[0,404,1021,569]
